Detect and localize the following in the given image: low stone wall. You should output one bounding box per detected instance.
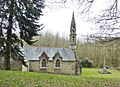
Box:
[0,57,4,69]
[10,60,22,71]
[0,57,22,71]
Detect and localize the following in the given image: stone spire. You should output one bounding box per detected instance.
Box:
[69,12,77,51]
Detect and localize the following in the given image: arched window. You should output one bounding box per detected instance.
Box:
[42,59,46,67]
[55,59,60,67]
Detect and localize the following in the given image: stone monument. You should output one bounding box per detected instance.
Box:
[98,58,112,74]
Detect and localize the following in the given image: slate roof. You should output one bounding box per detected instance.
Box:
[23,47,75,61]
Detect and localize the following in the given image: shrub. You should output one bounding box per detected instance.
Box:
[116,67,120,71]
[81,57,93,68]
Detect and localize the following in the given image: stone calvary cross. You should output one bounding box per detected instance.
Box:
[103,58,106,69]
[98,57,112,74]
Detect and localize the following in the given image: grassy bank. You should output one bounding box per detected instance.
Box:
[0,68,120,87]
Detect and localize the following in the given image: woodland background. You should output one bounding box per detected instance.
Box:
[23,31,120,68]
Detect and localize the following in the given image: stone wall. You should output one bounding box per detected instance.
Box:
[29,60,39,72]
[47,61,54,73]
[29,60,76,75]
[10,60,22,71]
[22,62,29,72]
[0,57,4,69]
[0,57,22,71]
[61,61,76,75]
[47,61,76,74]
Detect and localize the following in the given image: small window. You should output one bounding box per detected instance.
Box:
[55,59,60,67]
[42,59,46,67]
[73,36,75,41]
[72,29,75,33]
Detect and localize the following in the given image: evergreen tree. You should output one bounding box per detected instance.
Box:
[0,0,44,70]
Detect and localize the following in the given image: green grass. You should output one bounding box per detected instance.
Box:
[0,68,120,87]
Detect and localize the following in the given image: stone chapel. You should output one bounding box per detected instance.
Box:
[22,12,80,75]
[0,12,80,75]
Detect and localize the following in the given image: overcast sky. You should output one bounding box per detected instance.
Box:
[40,0,110,37]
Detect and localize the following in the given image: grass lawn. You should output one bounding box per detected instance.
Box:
[0,68,120,87]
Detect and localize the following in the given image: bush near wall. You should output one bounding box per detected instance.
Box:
[81,57,93,68]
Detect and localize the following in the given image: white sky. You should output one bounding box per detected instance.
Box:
[40,0,111,37]
[41,9,95,36]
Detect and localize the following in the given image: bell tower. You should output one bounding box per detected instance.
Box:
[69,12,77,51]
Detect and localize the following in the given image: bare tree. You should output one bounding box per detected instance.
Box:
[46,0,120,40]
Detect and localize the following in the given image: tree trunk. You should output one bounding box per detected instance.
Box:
[4,0,14,70]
